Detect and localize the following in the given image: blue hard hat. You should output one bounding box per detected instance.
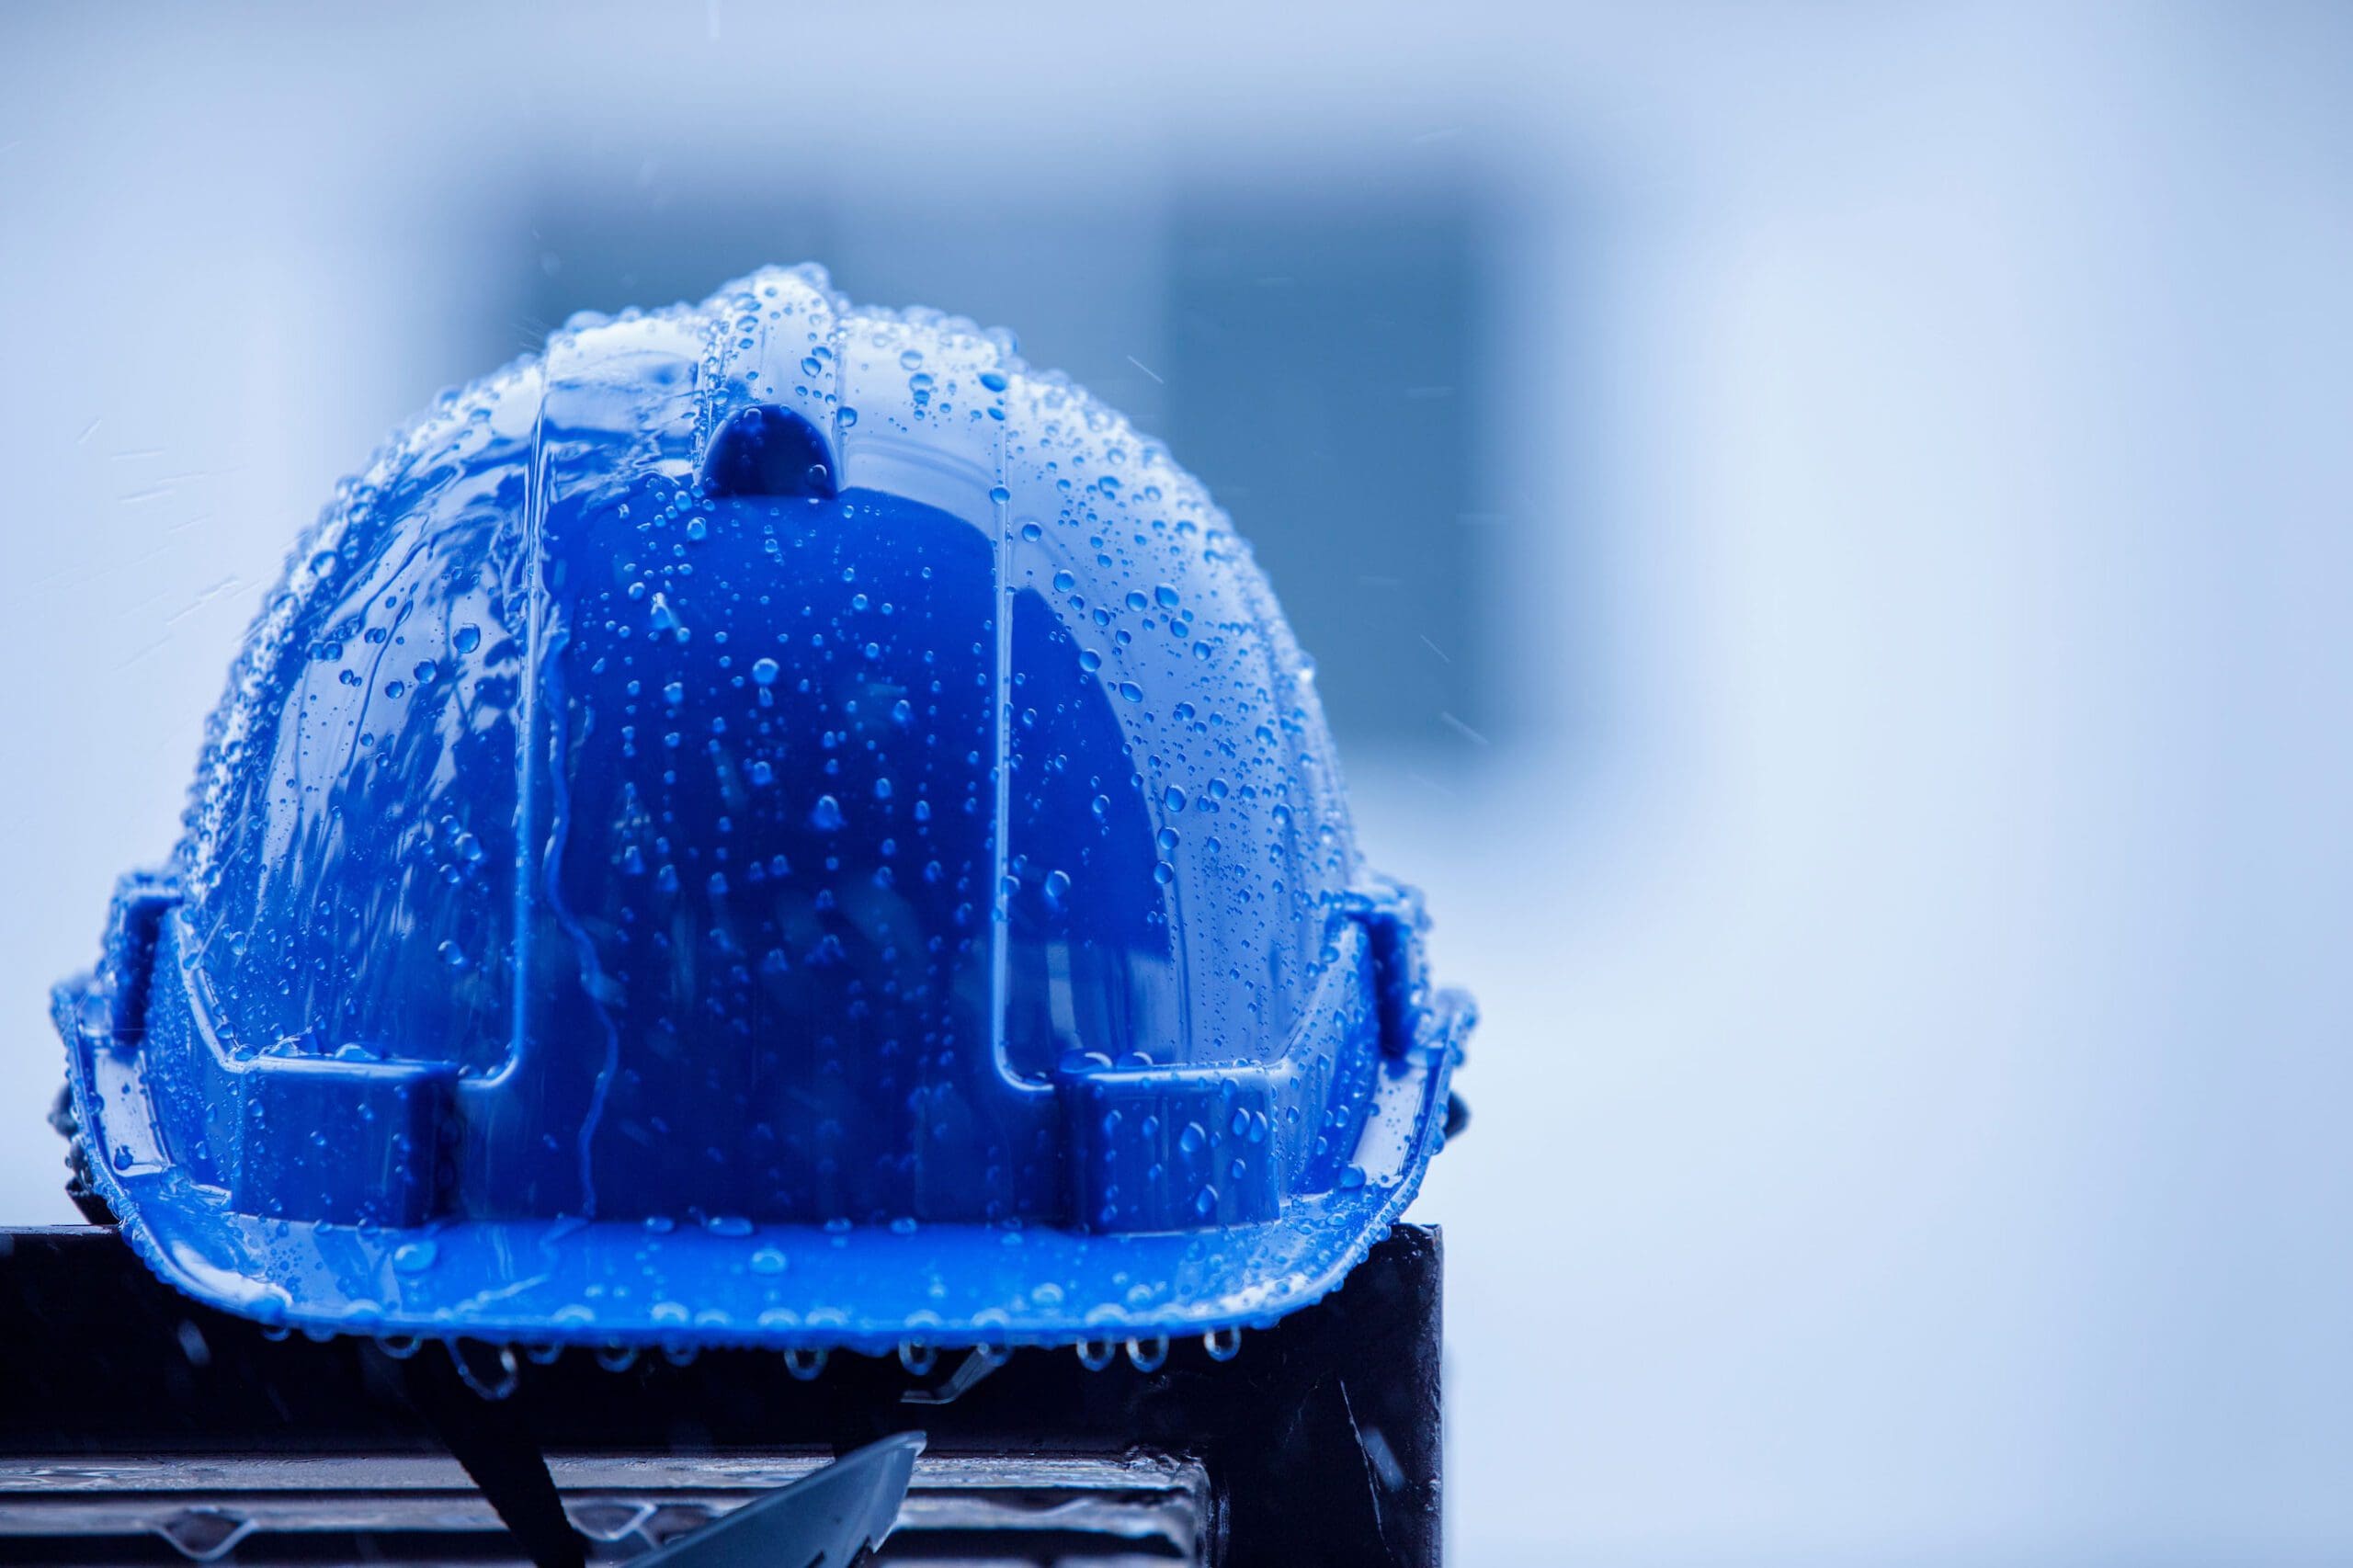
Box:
[52,266,1473,1351]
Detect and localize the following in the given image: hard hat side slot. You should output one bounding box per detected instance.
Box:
[127,910,459,1229]
[226,1054,456,1228]
[1058,1065,1281,1233]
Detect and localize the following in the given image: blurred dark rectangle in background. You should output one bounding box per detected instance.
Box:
[1165,189,1486,752]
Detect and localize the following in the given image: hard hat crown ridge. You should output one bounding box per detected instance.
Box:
[55,265,1473,1349]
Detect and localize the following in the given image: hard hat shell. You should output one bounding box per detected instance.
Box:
[53,266,1472,1351]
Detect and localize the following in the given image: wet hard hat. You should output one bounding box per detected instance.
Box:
[52,266,1473,1352]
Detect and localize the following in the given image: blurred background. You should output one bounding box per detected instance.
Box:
[4,3,2349,1562]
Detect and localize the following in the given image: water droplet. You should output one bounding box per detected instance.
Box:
[392,1239,438,1273]
[453,624,482,654]
[811,795,845,831]
[1154,584,1180,609]
[1163,786,1187,812]
[437,940,468,970]
[1118,681,1144,703]
[650,592,685,637]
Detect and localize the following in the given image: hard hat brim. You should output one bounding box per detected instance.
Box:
[56,959,1468,1353]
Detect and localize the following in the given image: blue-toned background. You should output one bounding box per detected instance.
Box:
[4,4,2347,1561]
